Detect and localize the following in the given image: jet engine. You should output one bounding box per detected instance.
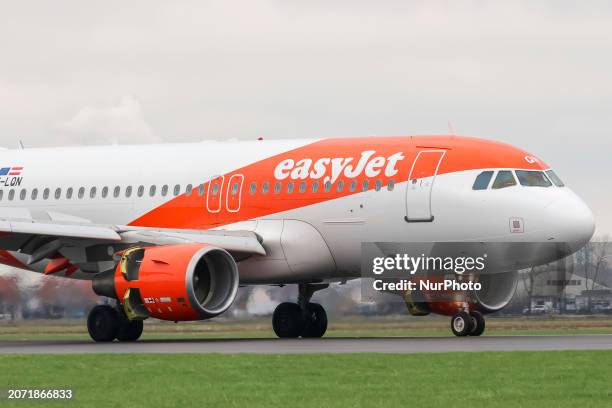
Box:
[404,270,519,316]
[93,243,239,321]
[471,270,518,313]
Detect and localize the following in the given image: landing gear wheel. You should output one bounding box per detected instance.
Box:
[272,302,304,338]
[116,319,144,342]
[87,305,120,342]
[301,303,328,338]
[469,311,486,336]
[450,311,474,337]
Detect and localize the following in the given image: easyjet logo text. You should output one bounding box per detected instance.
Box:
[274,150,405,184]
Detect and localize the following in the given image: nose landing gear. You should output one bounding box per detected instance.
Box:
[272,283,329,338]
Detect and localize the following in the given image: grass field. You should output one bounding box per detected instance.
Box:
[2,316,611,407]
[0,351,611,407]
[1,315,611,340]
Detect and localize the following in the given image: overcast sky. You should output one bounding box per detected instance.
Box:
[0,0,611,234]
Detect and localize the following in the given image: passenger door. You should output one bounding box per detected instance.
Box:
[405,150,445,222]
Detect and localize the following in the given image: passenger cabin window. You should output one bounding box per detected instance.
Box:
[249,182,257,195]
[211,184,219,196]
[545,170,564,187]
[311,181,319,193]
[349,180,357,192]
[185,184,193,196]
[262,181,270,194]
[149,185,156,197]
[90,187,97,198]
[387,180,395,191]
[375,180,382,191]
[299,181,306,193]
[173,184,180,196]
[113,186,120,198]
[78,187,85,199]
[125,186,132,197]
[198,184,204,196]
[492,171,517,189]
[31,189,38,200]
[515,170,552,187]
[43,188,50,200]
[336,180,344,192]
[8,189,14,200]
[67,187,73,199]
[231,182,239,196]
[472,171,494,190]
[274,182,281,194]
[362,180,369,191]
[137,185,144,197]
[20,189,27,200]
[324,181,331,192]
[161,185,168,196]
[0,190,3,201]
[287,182,294,194]
[102,186,109,198]
[54,188,61,199]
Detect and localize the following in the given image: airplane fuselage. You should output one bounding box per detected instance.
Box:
[0,135,595,283]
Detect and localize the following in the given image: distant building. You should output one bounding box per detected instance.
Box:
[527,271,611,313]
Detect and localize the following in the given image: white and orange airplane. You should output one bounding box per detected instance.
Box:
[0,135,595,341]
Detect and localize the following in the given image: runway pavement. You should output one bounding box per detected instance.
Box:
[0,335,611,354]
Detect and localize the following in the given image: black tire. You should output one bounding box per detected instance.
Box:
[116,319,144,342]
[301,303,328,338]
[87,305,120,342]
[272,302,303,338]
[469,310,486,336]
[450,311,474,337]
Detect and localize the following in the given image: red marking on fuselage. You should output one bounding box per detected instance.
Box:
[129,136,547,230]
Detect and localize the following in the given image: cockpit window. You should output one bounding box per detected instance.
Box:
[515,170,552,187]
[545,169,564,187]
[492,170,517,189]
[472,171,494,190]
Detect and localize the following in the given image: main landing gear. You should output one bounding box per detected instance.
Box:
[87,304,144,342]
[450,310,486,337]
[272,283,329,338]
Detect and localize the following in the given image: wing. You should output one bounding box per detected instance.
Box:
[0,207,265,279]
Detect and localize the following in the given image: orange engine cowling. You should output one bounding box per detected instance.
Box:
[93,243,239,321]
[404,270,519,316]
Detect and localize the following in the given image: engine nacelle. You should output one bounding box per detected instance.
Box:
[404,270,519,316]
[93,243,239,321]
[472,270,518,313]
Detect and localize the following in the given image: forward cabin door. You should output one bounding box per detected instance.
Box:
[405,150,445,222]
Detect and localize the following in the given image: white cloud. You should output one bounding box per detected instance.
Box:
[54,96,159,146]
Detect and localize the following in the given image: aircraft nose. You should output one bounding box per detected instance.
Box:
[544,191,595,252]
